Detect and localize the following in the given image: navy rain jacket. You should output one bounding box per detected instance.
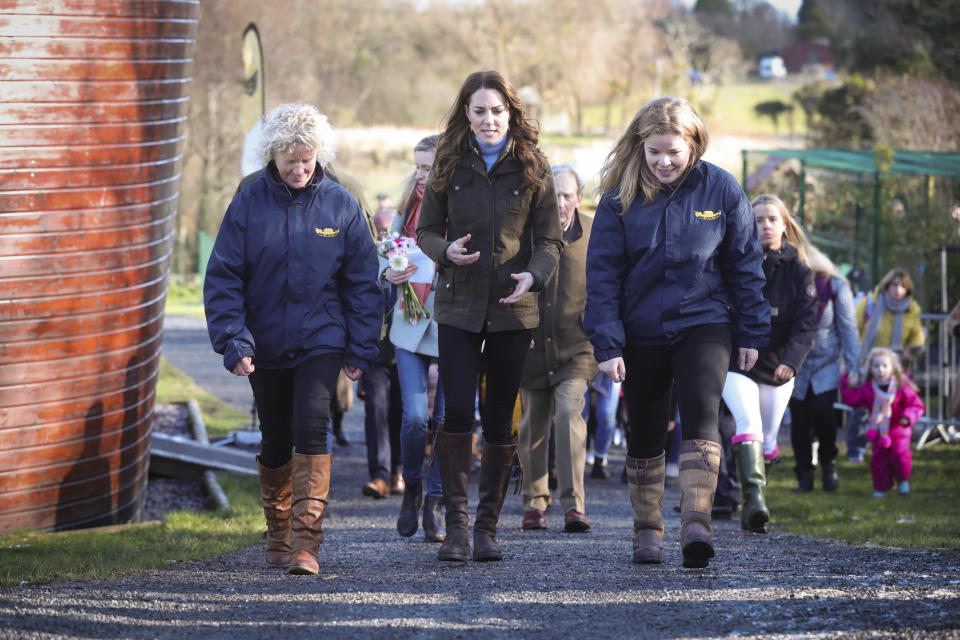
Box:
[585,160,769,362]
[204,163,382,373]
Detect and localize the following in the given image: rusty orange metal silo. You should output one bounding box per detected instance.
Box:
[0,0,200,531]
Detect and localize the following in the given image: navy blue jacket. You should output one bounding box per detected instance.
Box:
[731,242,817,386]
[585,160,769,362]
[204,163,382,372]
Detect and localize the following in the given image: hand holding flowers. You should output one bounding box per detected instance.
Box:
[376,232,431,323]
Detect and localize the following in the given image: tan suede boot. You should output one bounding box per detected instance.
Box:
[289,453,332,575]
[678,439,721,569]
[625,452,665,564]
[257,457,293,567]
[436,429,473,561]
[473,439,518,562]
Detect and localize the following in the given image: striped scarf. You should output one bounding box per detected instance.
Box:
[868,380,898,431]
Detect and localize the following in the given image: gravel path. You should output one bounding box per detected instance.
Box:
[2,316,956,639]
[2,413,959,639]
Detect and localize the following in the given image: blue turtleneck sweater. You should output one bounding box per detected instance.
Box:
[476,135,507,172]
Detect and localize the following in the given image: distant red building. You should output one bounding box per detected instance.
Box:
[780,42,835,73]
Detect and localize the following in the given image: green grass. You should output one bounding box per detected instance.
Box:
[766,443,960,552]
[0,360,260,587]
[0,474,262,588]
[165,280,204,318]
[578,79,807,139]
[156,356,250,439]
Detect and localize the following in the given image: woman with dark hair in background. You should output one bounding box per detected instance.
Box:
[417,70,562,562]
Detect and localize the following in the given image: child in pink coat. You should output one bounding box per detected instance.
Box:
[841,347,924,497]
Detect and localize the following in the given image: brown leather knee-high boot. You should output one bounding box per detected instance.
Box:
[473,439,518,562]
[625,452,665,564]
[436,429,473,561]
[678,439,721,569]
[257,457,293,567]
[289,452,332,575]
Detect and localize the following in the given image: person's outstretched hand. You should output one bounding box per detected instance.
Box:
[446,234,480,266]
[499,272,533,304]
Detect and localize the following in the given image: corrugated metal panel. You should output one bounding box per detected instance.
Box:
[0,0,199,532]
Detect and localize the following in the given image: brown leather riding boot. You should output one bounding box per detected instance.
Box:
[678,439,721,569]
[625,452,665,564]
[289,452,332,575]
[473,439,518,562]
[436,429,473,561]
[257,457,293,567]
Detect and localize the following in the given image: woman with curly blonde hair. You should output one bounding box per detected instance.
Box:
[205,102,381,576]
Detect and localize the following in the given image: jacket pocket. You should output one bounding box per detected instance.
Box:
[436,265,467,305]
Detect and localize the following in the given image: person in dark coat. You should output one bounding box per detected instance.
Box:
[204,102,381,576]
[417,70,563,563]
[720,193,818,534]
[789,246,860,493]
[585,97,769,569]
[518,163,597,534]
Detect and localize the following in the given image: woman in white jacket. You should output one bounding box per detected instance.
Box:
[381,135,446,543]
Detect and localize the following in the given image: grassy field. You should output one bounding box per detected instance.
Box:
[165,278,205,318]
[766,443,960,552]
[156,356,250,439]
[0,473,262,589]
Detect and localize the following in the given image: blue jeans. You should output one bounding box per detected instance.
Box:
[585,377,621,459]
[395,347,443,497]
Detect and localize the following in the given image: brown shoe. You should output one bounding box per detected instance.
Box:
[289,453,331,576]
[563,510,591,533]
[257,457,293,567]
[362,477,389,499]
[390,473,406,495]
[521,509,547,530]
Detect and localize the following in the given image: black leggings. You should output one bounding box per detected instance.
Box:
[622,324,732,459]
[789,387,840,472]
[248,354,341,467]
[438,324,531,445]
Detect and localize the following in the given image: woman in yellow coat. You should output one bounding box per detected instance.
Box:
[848,267,925,461]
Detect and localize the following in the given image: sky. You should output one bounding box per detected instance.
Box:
[760,0,802,21]
[678,0,803,21]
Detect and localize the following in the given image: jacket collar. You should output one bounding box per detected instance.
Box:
[674,159,705,194]
[763,241,799,266]
[461,136,518,175]
[265,160,325,200]
[563,209,585,244]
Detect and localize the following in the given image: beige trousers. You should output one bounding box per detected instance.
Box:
[519,377,589,514]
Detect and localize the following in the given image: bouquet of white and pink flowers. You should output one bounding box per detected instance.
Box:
[376,232,431,323]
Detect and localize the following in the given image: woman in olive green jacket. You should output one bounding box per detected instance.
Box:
[417,70,563,564]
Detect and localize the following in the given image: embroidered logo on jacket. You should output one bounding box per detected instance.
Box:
[694,210,722,220]
[315,227,340,237]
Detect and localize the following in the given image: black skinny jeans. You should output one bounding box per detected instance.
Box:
[248,354,341,467]
[437,324,531,445]
[788,387,841,472]
[622,324,732,459]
